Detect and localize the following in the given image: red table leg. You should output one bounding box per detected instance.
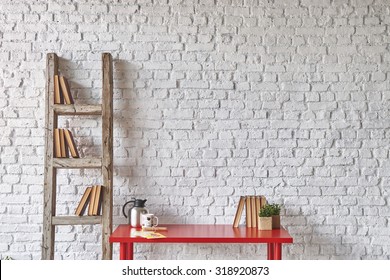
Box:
[127,243,134,260]
[120,243,127,260]
[273,243,282,260]
[120,243,134,260]
[267,243,274,260]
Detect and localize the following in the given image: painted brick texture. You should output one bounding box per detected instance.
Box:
[0,0,389,260]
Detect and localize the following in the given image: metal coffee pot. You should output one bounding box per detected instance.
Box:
[122,198,148,228]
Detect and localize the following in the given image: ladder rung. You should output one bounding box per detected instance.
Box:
[54,104,102,116]
[53,158,102,169]
[52,216,102,225]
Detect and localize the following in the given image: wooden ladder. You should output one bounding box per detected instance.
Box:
[42,53,113,260]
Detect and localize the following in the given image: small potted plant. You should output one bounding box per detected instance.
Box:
[258,204,273,230]
[270,203,281,229]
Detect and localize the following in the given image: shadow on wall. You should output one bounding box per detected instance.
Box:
[111,59,138,225]
[112,59,180,226]
[58,54,106,106]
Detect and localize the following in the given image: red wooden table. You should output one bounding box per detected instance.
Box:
[109,224,293,260]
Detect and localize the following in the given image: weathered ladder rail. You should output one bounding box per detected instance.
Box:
[42,53,113,260]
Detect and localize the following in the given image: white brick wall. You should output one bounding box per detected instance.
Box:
[0,0,389,260]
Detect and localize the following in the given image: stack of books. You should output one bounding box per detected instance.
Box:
[54,128,79,158]
[232,195,267,229]
[75,185,103,216]
[54,75,74,104]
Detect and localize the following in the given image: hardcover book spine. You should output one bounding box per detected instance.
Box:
[75,187,92,216]
[59,76,74,104]
[54,128,61,158]
[59,129,67,158]
[54,75,63,104]
[88,186,97,216]
[64,129,80,158]
[251,196,256,228]
[93,185,102,216]
[233,196,245,228]
[245,195,251,228]
[256,196,261,230]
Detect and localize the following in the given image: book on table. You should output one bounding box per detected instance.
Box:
[233,195,269,228]
[233,196,246,228]
[255,196,261,229]
[245,195,252,228]
[250,196,257,228]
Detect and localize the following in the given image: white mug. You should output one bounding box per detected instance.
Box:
[141,213,159,227]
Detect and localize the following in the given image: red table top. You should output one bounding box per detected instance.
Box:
[109,224,293,244]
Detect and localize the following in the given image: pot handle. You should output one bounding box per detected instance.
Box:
[122,199,135,218]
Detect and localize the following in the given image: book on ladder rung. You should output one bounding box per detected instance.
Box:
[87,185,103,216]
[75,187,92,216]
[75,185,103,216]
[53,128,79,158]
[54,75,74,105]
